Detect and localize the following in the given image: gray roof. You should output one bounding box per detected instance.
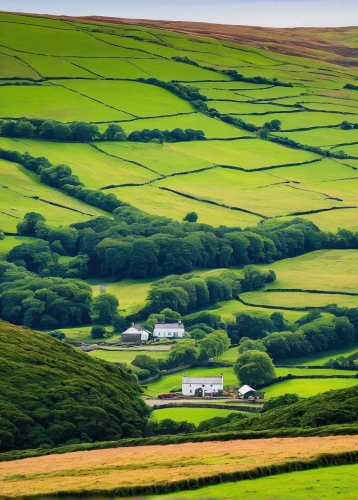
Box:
[182,376,223,384]
[155,322,184,329]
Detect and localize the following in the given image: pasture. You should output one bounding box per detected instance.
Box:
[262,378,358,399]
[107,184,262,227]
[149,407,241,425]
[0,138,156,189]
[152,463,358,499]
[1,436,358,497]
[0,158,105,231]
[232,111,346,130]
[280,343,358,366]
[169,138,319,169]
[118,113,249,139]
[59,79,194,117]
[240,290,358,309]
[89,348,168,364]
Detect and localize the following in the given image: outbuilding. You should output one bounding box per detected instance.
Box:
[153,321,186,339]
[121,325,150,345]
[182,375,224,397]
[238,384,256,399]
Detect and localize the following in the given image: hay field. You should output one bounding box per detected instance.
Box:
[1,436,358,497]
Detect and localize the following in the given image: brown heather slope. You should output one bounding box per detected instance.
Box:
[3,11,358,67]
[0,436,358,497]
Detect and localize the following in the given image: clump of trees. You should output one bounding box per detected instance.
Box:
[128,128,205,143]
[147,266,275,315]
[228,309,357,362]
[234,350,276,386]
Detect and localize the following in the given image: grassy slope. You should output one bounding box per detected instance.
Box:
[149,407,243,425]
[152,463,358,499]
[0,320,148,452]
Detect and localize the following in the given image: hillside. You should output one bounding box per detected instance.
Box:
[0,320,149,452]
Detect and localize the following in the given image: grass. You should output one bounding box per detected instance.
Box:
[255,249,358,294]
[18,53,94,78]
[90,277,160,315]
[241,290,358,309]
[107,184,261,227]
[0,21,125,56]
[275,366,358,376]
[149,407,243,425]
[151,463,358,499]
[59,80,194,118]
[211,101,300,115]
[0,158,105,232]
[272,158,358,182]
[233,111,346,130]
[130,58,227,81]
[96,140,214,176]
[59,325,117,343]
[169,138,319,169]
[156,167,342,217]
[262,378,358,399]
[280,208,358,232]
[1,435,358,497]
[0,138,156,189]
[0,84,129,122]
[64,57,148,79]
[89,349,168,364]
[118,113,250,139]
[0,54,39,79]
[0,235,36,258]
[280,343,358,366]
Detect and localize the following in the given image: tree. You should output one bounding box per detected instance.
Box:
[17,212,46,236]
[199,330,230,359]
[92,293,119,323]
[183,212,198,223]
[91,325,107,339]
[131,355,159,376]
[168,345,198,367]
[112,314,129,333]
[102,124,126,141]
[262,333,290,360]
[342,120,353,130]
[234,350,276,386]
[0,228,4,241]
[149,286,190,314]
[238,337,266,354]
[235,312,275,340]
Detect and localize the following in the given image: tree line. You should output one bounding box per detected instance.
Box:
[0,118,205,144]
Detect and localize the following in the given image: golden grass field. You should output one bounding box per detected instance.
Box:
[1,436,358,497]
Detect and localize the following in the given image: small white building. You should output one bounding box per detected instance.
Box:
[153,321,186,339]
[182,375,224,397]
[238,385,256,399]
[121,325,150,345]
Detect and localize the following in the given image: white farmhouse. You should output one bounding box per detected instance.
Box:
[153,321,186,339]
[182,375,224,397]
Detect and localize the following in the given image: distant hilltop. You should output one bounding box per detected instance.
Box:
[2,9,358,67]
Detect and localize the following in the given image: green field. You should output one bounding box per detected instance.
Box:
[241,290,358,309]
[0,138,156,189]
[152,463,358,499]
[118,113,250,139]
[262,378,358,398]
[280,343,358,366]
[149,407,245,425]
[59,80,194,118]
[0,158,105,231]
[233,111,346,130]
[256,249,358,293]
[0,84,130,121]
[89,348,168,364]
[169,139,319,169]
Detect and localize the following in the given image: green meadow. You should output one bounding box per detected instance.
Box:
[151,463,358,499]
[149,407,245,425]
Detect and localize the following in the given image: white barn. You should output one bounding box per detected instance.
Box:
[153,321,186,339]
[182,375,224,397]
